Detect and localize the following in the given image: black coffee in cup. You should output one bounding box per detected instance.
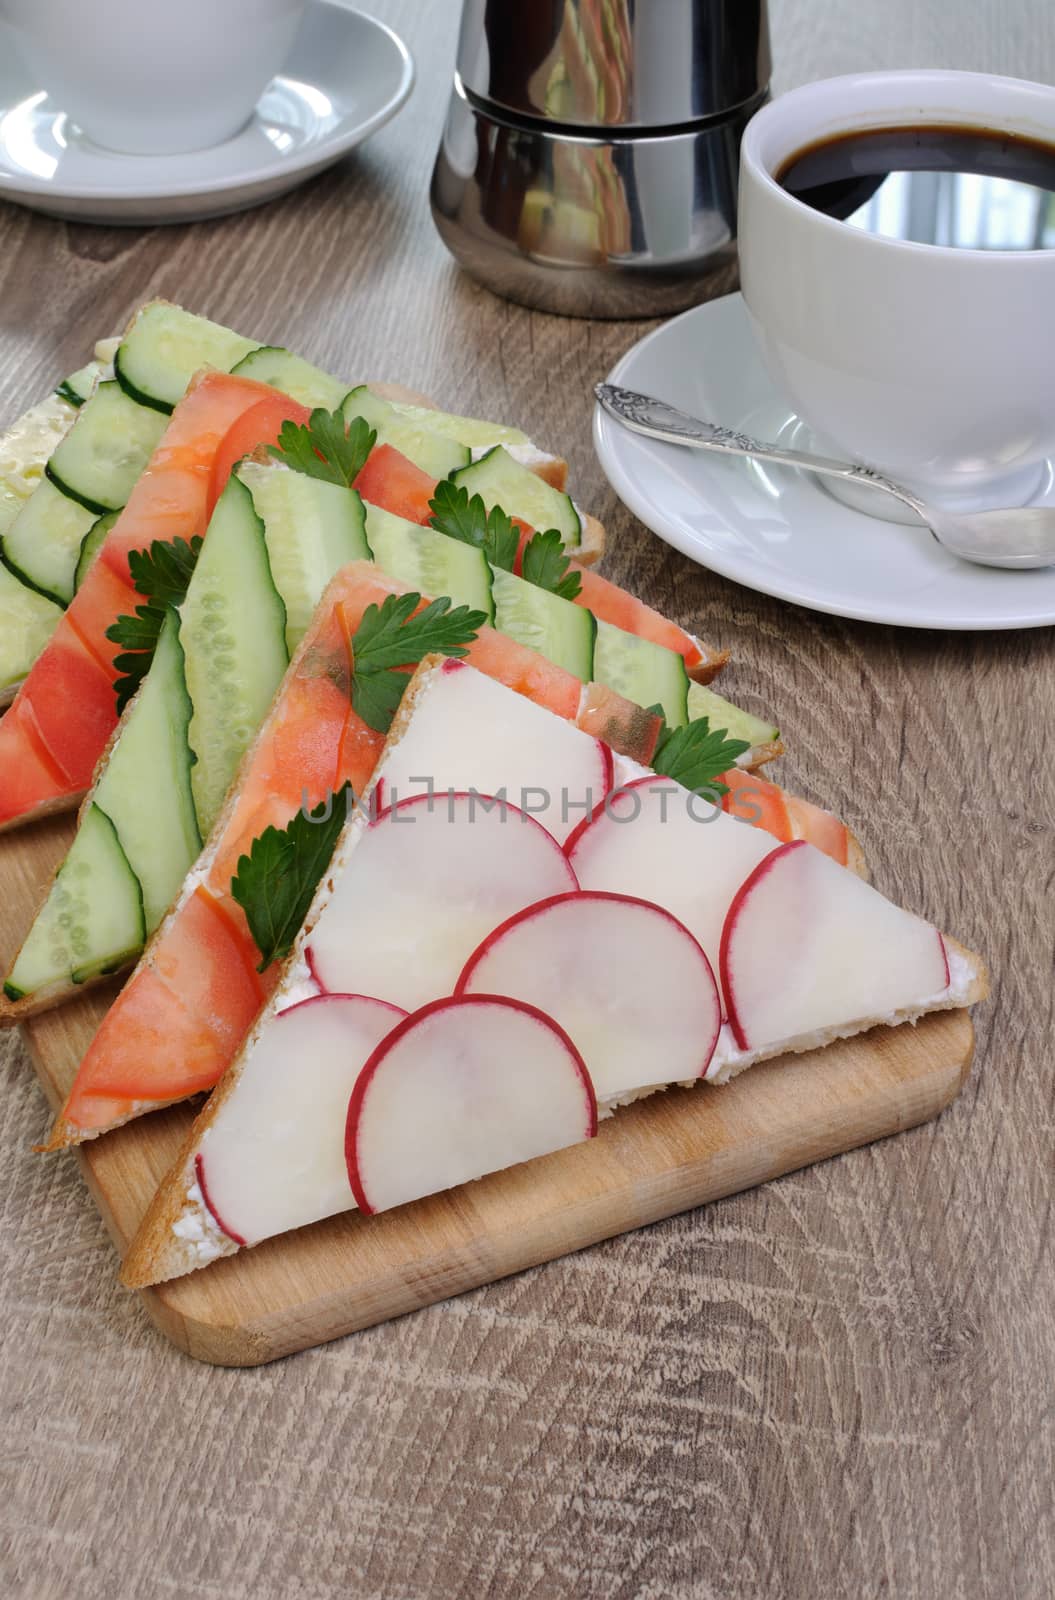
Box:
[777,124,1055,250]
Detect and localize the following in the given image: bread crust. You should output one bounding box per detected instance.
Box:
[688,644,731,685]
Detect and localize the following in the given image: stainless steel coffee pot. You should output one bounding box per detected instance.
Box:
[430,0,771,318]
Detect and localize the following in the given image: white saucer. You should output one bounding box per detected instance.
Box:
[0,2,413,225]
[594,293,1055,631]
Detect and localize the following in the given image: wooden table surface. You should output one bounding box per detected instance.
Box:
[1,3,1052,1596]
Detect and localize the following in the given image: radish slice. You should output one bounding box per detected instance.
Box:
[197,994,406,1245]
[346,995,597,1214]
[721,840,950,1052]
[566,776,779,979]
[307,793,578,1012]
[457,891,721,1104]
[375,659,611,844]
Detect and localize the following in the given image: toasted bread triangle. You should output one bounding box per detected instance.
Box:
[121,660,985,1289]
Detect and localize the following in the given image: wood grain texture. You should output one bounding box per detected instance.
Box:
[0,1,1053,1596]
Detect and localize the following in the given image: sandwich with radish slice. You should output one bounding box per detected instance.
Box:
[121,658,984,1288]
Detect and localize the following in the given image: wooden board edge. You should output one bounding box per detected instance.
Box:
[139,1013,976,1368]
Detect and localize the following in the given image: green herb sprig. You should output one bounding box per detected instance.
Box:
[649,713,751,798]
[231,786,352,971]
[348,590,487,733]
[427,480,520,572]
[520,526,582,600]
[269,409,375,488]
[106,535,202,714]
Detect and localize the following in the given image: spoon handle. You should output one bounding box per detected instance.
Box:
[594,383,922,513]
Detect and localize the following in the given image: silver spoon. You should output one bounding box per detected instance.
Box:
[595,382,1055,571]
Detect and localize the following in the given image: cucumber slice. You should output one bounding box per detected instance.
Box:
[231,346,349,410]
[55,357,106,408]
[181,475,289,837]
[1,478,98,604]
[593,620,690,728]
[0,559,62,692]
[490,566,595,678]
[385,398,531,452]
[73,511,120,591]
[451,447,580,547]
[364,504,496,622]
[4,804,145,1000]
[93,611,201,935]
[686,682,779,748]
[238,461,371,654]
[343,387,470,479]
[46,380,167,514]
[115,302,261,414]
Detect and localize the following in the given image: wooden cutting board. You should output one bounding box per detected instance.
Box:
[1,811,975,1367]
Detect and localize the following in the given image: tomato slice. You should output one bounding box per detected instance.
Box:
[0,702,70,825]
[355,444,438,525]
[21,621,121,788]
[209,392,312,512]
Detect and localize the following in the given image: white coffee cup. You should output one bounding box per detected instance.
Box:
[1,0,307,157]
[738,71,1055,511]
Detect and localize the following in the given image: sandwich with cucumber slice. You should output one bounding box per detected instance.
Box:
[0,369,307,833]
[0,341,122,702]
[4,408,777,1022]
[2,445,375,1017]
[0,359,747,834]
[0,300,592,705]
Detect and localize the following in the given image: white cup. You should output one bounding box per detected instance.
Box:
[1,0,307,157]
[738,71,1055,511]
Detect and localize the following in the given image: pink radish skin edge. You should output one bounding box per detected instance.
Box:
[195,1152,247,1247]
[344,993,598,1215]
[304,945,325,993]
[195,994,408,1241]
[718,841,951,1051]
[454,889,722,1082]
[563,773,689,860]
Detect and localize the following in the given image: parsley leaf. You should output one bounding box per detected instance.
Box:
[231,786,352,972]
[348,591,488,733]
[650,715,751,798]
[127,535,201,605]
[105,535,202,714]
[427,480,520,572]
[269,409,376,487]
[520,527,582,600]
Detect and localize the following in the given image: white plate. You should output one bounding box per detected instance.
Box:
[0,2,413,225]
[594,293,1055,631]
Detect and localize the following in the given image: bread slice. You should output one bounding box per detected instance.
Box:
[120,658,985,1290]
